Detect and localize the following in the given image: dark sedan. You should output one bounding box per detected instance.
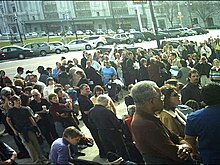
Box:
[105,36,128,45]
[191,27,209,35]
[0,46,34,60]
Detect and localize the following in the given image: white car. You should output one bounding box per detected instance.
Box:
[65,39,92,51]
[31,32,38,37]
[83,35,107,48]
[76,30,84,35]
[85,30,94,35]
[48,42,68,54]
[179,28,197,36]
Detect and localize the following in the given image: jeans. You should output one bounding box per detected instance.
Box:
[54,121,64,138]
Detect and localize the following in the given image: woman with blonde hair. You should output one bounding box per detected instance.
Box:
[90,85,116,114]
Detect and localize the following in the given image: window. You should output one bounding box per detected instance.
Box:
[32,16,35,20]
[97,12,100,16]
[12,6,16,12]
[98,25,102,29]
[10,47,18,51]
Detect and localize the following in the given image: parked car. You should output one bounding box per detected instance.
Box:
[83,35,107,48]
[96,29,105,35]
[48,32,55,36]
[116,28,125,34]
[129,32,145,43]
[66,31,73,36]
[104,36,128,45]
[48,42,68,54]
[76,30,84,35]
[0,46,34,60]
[65,39,92,51]
[191,27,209,34]
[31,32,38,37]
[112,33,130,44]
[142,31,155,41]
[85,30,94,35]
[178,28,197,36]
[23,42,50,56]
[106,29,116,35]
[162,29,182,38]
[40,31,47,36]
[157,31,170,39]
[160,40,183,49]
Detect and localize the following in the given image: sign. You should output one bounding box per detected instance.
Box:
[133,0,147,5]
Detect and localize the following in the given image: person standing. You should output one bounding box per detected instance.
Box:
[78,84,106,158]
[185,83,220,164]
[6,95,48,164]
[88,95,130,160]
[181,69,204,106]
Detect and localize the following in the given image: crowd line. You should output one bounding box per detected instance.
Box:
[0,35,220,164]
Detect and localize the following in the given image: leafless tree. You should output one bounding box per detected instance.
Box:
[190,1,220,27]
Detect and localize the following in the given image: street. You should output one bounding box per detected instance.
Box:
[1,29,220,79]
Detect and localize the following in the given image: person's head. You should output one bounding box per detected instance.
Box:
[127,105,136,116]
[46,77,55,86]
[48,93,59,104]
[86,60,92,68]
[31,89,42,101]
[212,58,220,67]
[96,94,109,107]
[79,84,90,96]
[73,58,79,65]
[128,84,134,93]
[37,66,45,74]
[11,95,21,107]
[200,56,207,64]
[20,93,31,106]
[104,61,111,68]
[54,87,63,97]
[24,86,33,96]
[29,74,38,83]
[170,52,178,60]
[180,59,187,67]
[140,58,147,67]
[16,67,24,74]
[60,65,66,72]
[56,62,61,68]
[0,70,5,76]
[185,99,200,112]
[75,70,85,79]
[165,79,178,87]
[33,84,43,94]
[46,67,52,73]
[160,84,180,110]
[0,87,14,100]
[93,85,104,97]
[201,83,220,106]
[131,81,164,114]
[14,78,25,88]
[187,69,200,84]
[63,126,83,145]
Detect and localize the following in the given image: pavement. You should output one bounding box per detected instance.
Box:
[0,90,128,164]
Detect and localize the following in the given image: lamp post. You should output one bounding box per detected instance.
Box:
[185,1,193,27]
[149,0,160,48]
[177,3,183,28]
[14,13,23,45]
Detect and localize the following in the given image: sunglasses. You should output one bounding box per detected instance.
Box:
[171,93,179,97]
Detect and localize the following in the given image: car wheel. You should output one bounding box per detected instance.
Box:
[176,34,180,38]
[40,50,47,56]
[137,38,142,43]
[18,53,25,59]
[147,37,152,41]
[185,34,188,37]
[85,45,92,50]
[97,42,104,47]
[65,47,69,52]
[55,49,61,54]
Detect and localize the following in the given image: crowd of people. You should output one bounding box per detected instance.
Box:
[0,35,220,164]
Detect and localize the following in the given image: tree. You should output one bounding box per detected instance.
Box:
[190,1,220,27]
[161,1,178,28]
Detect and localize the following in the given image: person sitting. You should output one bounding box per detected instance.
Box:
[49,126,100,165]
[0,141,17,165]
[159,84,187,138]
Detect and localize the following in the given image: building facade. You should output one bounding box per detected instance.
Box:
[0,1,219,35]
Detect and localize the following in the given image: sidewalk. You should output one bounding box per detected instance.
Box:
[0,93,128,164]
